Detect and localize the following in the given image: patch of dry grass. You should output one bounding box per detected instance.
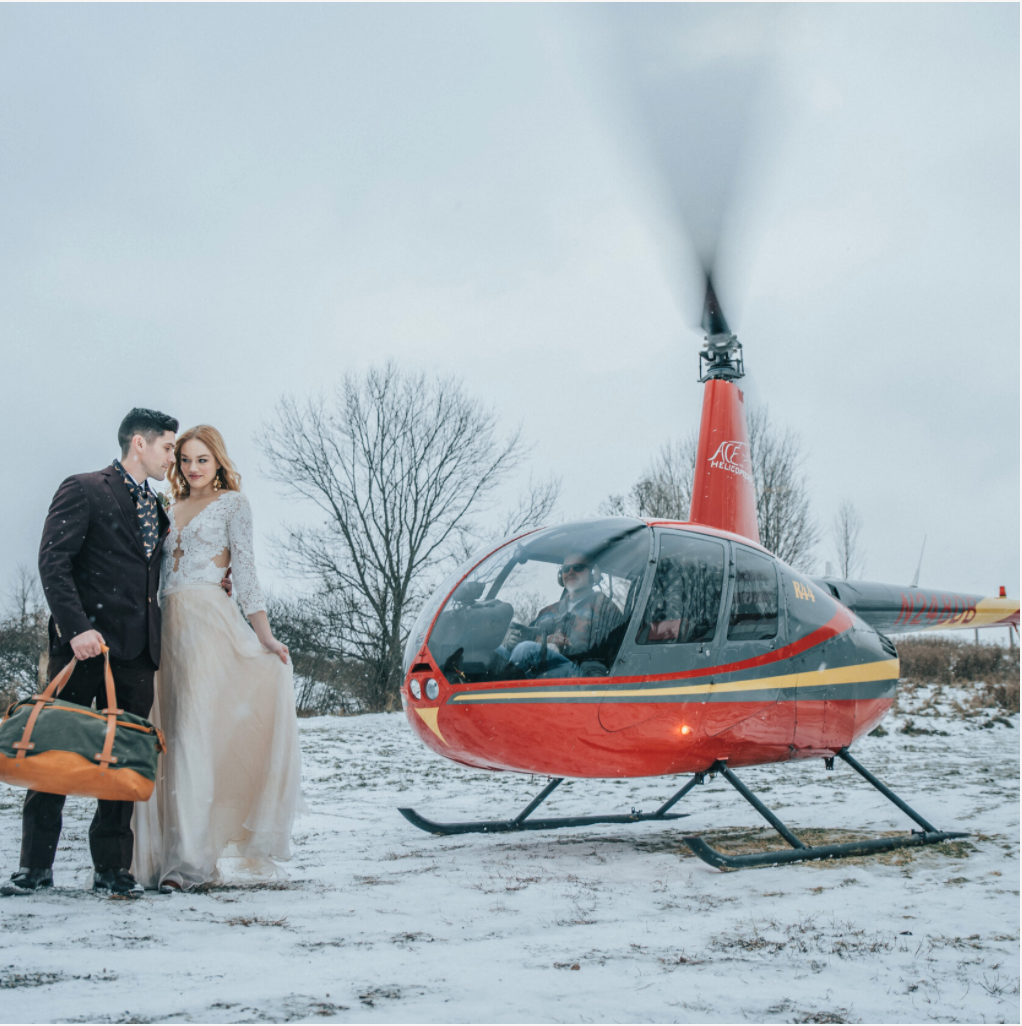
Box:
[896,638,1019,708]
[221,914,290,928]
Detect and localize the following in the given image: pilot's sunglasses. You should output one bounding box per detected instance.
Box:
[561,563,589,573]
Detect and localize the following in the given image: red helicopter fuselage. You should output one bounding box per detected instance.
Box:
[401,370,1018,781]
[401,519,1016,778]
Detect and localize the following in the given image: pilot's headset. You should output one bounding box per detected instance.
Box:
[558,559,601,589]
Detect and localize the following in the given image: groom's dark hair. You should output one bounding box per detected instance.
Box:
[118,408,179,456]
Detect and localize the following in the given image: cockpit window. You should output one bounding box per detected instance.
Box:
[402,548,504,678]
[425,519,651,683]
[637,532,725,645]
[727,546,779,641]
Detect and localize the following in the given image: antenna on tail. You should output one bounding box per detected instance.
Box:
[910,536,927,588]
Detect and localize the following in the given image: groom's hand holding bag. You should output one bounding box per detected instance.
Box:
[69,628,107,660]
[0,646,164,801]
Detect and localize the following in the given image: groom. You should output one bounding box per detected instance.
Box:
[2,408,177,898]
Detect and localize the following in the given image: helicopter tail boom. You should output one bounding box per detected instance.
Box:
[808,578,1020,634]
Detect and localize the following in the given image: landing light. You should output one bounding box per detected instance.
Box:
[426,679,439,700]
[680,725,691,735]
[410,679,421,700]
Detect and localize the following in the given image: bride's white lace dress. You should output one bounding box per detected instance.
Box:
[132,490,304,890]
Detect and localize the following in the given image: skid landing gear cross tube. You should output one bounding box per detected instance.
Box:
[398,773,702,836]
[682,748,968,870]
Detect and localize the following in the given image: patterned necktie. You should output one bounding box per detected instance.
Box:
[113,460,160,560]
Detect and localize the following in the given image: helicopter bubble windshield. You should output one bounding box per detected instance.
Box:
[423,519,652,684]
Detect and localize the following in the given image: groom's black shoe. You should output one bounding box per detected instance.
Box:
[93,868,144,898]
[1,867,54,896]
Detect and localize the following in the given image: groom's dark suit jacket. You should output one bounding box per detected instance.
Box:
[38,466,170,665]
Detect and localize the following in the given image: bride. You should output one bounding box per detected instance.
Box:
[133,425,304,891]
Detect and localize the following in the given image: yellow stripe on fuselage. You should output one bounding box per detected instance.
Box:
[449,658,899,704]
[918,596,1020,631]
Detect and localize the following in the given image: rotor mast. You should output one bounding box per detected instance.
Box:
[698,277,745,383]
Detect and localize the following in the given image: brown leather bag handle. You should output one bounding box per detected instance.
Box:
[14,646,122,770]
[98,647,120,715]
[96,647,121,772]
[43,656,78,700]
[12,651,80,759]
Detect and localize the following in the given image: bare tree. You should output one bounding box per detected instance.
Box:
[601,435,697,520]
[634,436,697,519]
[746,405,819,571]
[452,473,560,562]
[599,493,629,517]
[8,562,44,618]
[495,474,560,539]
[831,499,865,579]
[0,564,48,709]
[265,593,361,716]
[264,364,533,712]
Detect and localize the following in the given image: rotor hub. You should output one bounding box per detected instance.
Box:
[699,332,745,382]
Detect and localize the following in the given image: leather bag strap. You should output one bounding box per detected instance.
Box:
[96,648,122,772]
[12,654,80,760]
[46,657,79,699]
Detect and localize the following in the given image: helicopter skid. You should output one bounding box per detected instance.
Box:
[683,829,969,870]
[399,771,702,836]
[398,806,689,836]
[681,749,968,870]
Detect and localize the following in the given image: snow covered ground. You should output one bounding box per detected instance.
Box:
[1,684,1018,1025]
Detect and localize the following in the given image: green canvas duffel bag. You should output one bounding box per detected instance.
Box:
[0,646,164,801]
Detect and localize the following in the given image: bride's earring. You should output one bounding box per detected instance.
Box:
[214,470,222,491]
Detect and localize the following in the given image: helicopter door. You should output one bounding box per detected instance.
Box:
[632,530,727,669]
[706,544,787,737]
[600,529,727,733]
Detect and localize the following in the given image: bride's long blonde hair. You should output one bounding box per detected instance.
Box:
[169,425,242,500]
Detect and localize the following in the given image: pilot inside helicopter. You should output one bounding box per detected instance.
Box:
[496,553,623,677]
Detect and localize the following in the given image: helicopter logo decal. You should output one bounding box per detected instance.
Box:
[708,440,753,483]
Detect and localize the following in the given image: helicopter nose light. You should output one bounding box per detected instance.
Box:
[681,725,692,735]
[410,679,422,700]
[426,678,440,700]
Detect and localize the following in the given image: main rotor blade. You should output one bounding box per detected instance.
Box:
[702,275,730,336]
[602,5,775,329]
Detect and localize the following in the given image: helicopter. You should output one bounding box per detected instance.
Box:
[395,18,1019,869]
[395,275,1019,869]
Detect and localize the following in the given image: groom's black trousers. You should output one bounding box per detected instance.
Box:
[21,648,156,871]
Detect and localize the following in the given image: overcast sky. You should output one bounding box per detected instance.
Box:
[1,3,1017,611]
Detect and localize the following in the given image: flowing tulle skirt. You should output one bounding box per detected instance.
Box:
[133,585,304,890]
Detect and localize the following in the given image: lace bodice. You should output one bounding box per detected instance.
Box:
[160,491,266,615]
